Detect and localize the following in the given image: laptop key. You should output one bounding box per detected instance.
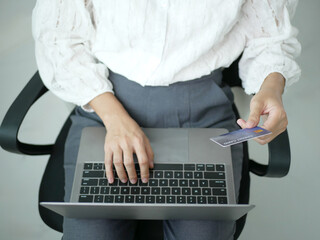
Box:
[79,195,93,202]
[156,196,165,203]
[99,179,108,186]
[189,180,198,187]
[202,188,211,195]
[135,196,145,203]
[212,188,227,196]
[139,179,148,186]
[164,171,173,178]
[81,179,98,186]
[172,188,181,195]
[192,188,201,195]
[174,171,183,178]
[155,171,163,178]
[204,172,225,179]
[218,197,228,204]
[159,179,168,186]
[115,195,124,203]
[206,164,215,171]
[104,195,114,203]
[100,187,110,194]
[208,196,217,204]
[167,196,176,204]
[161,187,170,195]
[93,163,103,170]
[94,195,104,203]
[151,187,161,195]
[80,187,89,194]
[141,187,150,194]
[125,195,134,203]
[194,172,203,179]
[149,179,158,186]
[184,164,195,171]
[197,196,207,204]
[84,163,93,170]
[196,164,205,171]
[209,180,226,188]
[177,196,186,204]
[111,187,120,194]
[199,180,208,187]
[179,180,188,187]
[90,187,99,194]
[119,180,128,186]
[109,179,119,186]
[169,179,178,186]
[182,188,191,195]
[216,164,225,172]
[153,164,183,170]
[131,187,140,195]
[83,171,104,178]
[184,172,193,178]
[121,187,130,194]
[146,196,155,203]
[187,196,196,204]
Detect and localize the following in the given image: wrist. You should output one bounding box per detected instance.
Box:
[259,72,285,96]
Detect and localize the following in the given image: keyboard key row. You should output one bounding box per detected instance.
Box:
[80,186,227,196]
[82,178,226,188]
[79,195,228,204]
[84,163,225,172]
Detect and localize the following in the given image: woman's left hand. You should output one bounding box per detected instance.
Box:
[237,72,288,145]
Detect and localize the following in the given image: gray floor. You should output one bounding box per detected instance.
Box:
[0,1,319,239]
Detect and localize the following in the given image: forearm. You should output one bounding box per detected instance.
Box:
[89,92,132,129]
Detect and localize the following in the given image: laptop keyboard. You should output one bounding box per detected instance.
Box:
[79,163,228,204]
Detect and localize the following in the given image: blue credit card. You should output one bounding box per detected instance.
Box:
[210,126,272,147]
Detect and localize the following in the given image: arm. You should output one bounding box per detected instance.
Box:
[32,0,153,182]
[89,93,154,184]
[237,0,301,143]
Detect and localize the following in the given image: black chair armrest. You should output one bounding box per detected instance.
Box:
[0,71,53,155]
[249,129,291,178]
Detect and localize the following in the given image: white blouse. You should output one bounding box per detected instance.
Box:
[32,0,301,111]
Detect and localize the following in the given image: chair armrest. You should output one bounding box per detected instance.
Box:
[0,72,54,155]
[249,129,291,178]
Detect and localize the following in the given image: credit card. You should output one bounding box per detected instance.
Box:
[210,126,272,147]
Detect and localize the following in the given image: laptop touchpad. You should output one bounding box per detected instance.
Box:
[142,128,188,163]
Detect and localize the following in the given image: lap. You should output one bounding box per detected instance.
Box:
[63,70,241,240]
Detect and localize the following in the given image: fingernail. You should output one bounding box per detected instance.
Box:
[121,178,127,183]
[130,178,137,184]
[142,178,148,183]
[108,178,113,184]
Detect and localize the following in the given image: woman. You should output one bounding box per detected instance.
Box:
[32,0,300,239]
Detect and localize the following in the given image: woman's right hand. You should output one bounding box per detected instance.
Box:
[89,92,154,185]
[104,115,154,184]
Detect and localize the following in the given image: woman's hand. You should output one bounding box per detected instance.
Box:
[89,92,154,185]
[237,73,288,145]
[104,115,154,184]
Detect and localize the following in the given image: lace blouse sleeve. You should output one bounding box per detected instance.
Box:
[238,0,301,94]
[32,0,113,111]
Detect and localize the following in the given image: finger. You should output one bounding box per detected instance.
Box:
[123,146,137,184]
[113,146,127,183]
[104,147,114,184]
[237,119,247,129]
[246,99,264,128]
[134,139,150,183]
[144,137,154,169]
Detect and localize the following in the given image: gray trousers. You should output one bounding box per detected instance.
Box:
[63,69,243,240]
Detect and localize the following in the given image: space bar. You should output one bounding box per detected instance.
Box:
[152,164,183,170]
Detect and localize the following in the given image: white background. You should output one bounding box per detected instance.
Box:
[0,1,319,239]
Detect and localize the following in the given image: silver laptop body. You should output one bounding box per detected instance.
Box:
[41,127,254,220]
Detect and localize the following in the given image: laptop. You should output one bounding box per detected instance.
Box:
[41,127,254,220]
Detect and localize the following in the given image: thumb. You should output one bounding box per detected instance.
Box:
[246,100,264,128]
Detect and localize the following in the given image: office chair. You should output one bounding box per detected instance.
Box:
[0,58,290,239]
